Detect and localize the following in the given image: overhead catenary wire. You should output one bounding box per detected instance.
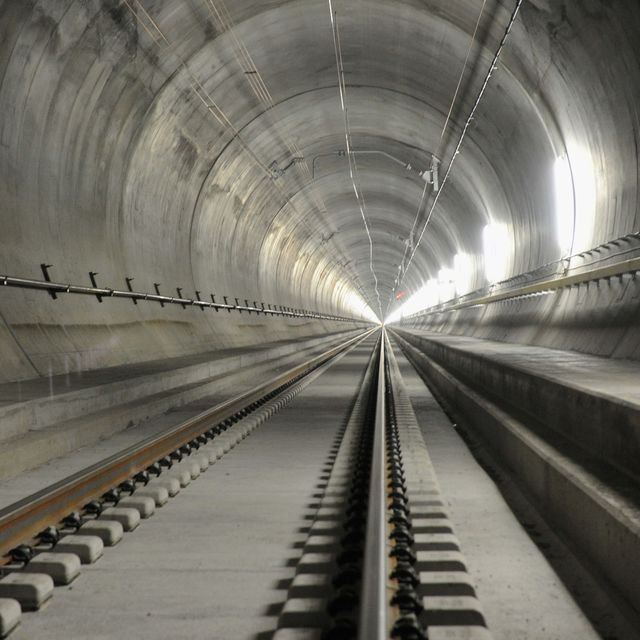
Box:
[388,0,523,315]
[122,0,271,174]
[202,0,307,169]
[329,0,384,320]
[391,0,488,303]
[437,0,489,150]
[199,0,372,301]
[120,0,373,319]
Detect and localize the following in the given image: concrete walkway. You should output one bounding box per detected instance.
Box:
[0,332,352,408]
[391,342,600,640]
[398,329,640,408]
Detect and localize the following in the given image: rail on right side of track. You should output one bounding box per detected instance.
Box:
[275,330,493,640]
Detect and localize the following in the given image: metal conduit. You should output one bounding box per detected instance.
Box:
[358,330,388,639]
[0,274,366,323]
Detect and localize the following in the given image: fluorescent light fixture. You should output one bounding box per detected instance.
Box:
[569,146,596,253]
[424,278,440,309]
[453,252,473,296]
[554,147,596,254]
[554,155,574,253]
[483,223,510,284]
[438,268,455,303]
[386,256,474,324]
[344,290,379,323]
[385,278,439,324]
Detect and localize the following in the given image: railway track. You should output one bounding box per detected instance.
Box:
[0,329,375,637]
[0,328,492,639]
[274,332,490,640]
[4,329,612,639]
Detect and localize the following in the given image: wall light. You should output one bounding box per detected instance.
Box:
[554,155,574,253]
[483,223,510,284]
[438,268,455,303]
[570,146,596,253]
[554,146,596,254]
[385,278,439,324]
[453,252,473,296]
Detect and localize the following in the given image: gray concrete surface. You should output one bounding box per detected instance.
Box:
[0,334,361,509]
[392,330,640,634]
[0,330,360,481]
[1,1,640,632]
[390,342,601,640]
[7,338,375,639]
[396,329,640,406]
[1,1,640,379]
[4,335,616,639]
[394,327,640,479]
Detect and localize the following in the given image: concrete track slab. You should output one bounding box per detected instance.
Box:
[0,333,351,408]
[391,343,599,640]
[399,329,640,408]
[0,332,361,484]
[395,328,640,485]
[0,339,355,511]
[9,339,375,640]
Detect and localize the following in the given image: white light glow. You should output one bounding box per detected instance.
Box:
[438,268,455,303]
[554,155,574,253]
[343,290,380,323]
[385,253,478,324]
[385,278,439,324]
[453,253,473,296]
[483,223,510,284]
[554,147,596,254]
[572,148,596,252]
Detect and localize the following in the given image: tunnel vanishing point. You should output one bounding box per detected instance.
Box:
[0,1,639,639]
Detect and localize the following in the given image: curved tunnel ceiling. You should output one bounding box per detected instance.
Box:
[1,0,639,343]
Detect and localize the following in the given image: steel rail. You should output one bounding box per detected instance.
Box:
[358,329,388,639]
[407,255,640,319]
[0,274,363,323]
[0,328,376,561]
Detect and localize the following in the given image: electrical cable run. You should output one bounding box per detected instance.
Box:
[328,0,384,321]
[0,271,369,324]
[390,0,524,315]
[389,0,488,311]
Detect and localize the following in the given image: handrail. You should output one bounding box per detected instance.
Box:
[0,328,375,561]
[407,255,640,319]
[0,273,369,324]
[358,330,388,640]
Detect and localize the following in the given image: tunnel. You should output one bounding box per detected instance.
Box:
[0,0,639,638]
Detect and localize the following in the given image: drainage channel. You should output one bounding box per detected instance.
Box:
[0,329,374,638]
[274,330,492,640]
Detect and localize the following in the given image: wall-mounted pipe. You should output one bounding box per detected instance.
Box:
[0,273,369,324]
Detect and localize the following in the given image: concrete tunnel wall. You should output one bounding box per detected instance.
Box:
[0,0,639,383]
